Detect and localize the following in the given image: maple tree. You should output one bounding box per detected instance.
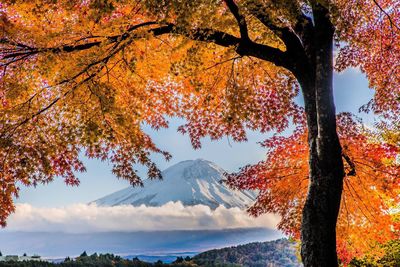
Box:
[226,113,400,265]
[0,0,399,266]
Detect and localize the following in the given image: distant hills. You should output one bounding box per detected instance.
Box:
[93,159,257,209]
[0,228,282,258]
[192,239,301,267]
[0,239,302,266]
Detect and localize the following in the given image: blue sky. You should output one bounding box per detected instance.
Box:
[16,68,375,207]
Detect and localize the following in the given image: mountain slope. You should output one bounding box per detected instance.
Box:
[193,238,302,267]
[93,159,256,209]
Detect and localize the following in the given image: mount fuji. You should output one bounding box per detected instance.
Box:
[0,159,282,258]
[93,159,257,209]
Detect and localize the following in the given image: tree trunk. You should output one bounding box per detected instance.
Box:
[298,5,345,267]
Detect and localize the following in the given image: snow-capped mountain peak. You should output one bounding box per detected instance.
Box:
[93,159,256,209]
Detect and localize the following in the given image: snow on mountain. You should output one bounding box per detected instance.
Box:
[93,159,257,209]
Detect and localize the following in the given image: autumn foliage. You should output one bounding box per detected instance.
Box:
[0,0,399,264]
[0,0,304,225]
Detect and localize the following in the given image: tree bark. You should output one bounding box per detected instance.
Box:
[298,4,345,267]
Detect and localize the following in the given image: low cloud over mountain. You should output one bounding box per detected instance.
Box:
[5,202,279,233]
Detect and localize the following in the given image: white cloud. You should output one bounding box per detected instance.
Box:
[5,202,280,233]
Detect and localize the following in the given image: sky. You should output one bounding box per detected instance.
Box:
[0,67,378,235]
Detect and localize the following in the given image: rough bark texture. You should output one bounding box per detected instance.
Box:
[298,4,345,267]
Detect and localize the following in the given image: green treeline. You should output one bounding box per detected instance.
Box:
[0,252,196,267]
[191,239,301,267]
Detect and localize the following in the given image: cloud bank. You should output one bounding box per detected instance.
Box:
[6,202,280,233]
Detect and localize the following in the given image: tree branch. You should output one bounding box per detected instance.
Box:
[4,72,98,139]
[293,13,314,51]
[223,0,249,40]
[1,21,159,61]
[372,0,400,31]
[243,0,312,77]
[342,152,356,176]
[1,21,293,134]
[244,0,303,50]
[1,22,292,71]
